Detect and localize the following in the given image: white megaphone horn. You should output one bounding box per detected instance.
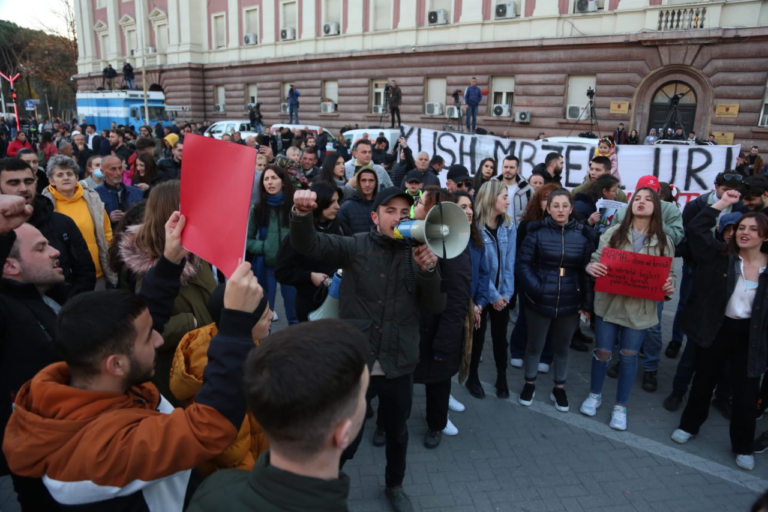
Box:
[309,269,342,321]
[393,201,470,259]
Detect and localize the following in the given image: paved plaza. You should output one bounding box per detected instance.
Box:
[2,262,767,511]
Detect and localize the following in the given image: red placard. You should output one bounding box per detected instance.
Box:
[594,248,672,301]
[180,134,256,278]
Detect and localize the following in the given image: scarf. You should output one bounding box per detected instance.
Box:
[266,193,284,207]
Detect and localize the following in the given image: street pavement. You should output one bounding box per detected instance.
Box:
[2,261,766,511]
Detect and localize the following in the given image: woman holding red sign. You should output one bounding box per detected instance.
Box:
[670,190,768,472]
[582,188,675,431]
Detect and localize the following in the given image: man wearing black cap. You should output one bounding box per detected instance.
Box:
[740,176,768,215]
[290,186,445,512]
[403,170,423,218]
[445,164,472,193]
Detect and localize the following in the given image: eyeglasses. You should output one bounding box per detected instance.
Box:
[720,174,743,183]
[455,181,471,189]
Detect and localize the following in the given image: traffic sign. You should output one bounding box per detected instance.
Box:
[5,103,14,108]
[25,106,35,111]
[23,99,40,109]
[165,106,189,112]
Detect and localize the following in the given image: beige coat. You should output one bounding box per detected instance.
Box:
[591,225,676,330]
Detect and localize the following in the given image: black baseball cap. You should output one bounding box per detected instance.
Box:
[446,164,471,183]
[373,186,415,210]
[404,170,423,184]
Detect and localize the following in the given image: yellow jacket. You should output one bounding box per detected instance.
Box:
[170,323,268,476]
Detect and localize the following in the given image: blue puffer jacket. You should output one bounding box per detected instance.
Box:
[479,219,516,306]
[464,85,483,107]
[337,192,375,234]
[516,216,594,318]
[469,242,490,309]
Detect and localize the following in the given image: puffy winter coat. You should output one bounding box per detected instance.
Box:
[337,192,375,234]
[516,217,595,318]
[170,323,269,475]
[246,205,289,267]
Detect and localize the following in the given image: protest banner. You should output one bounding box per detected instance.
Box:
[402,125,740,207]
[180,134,256,278]
[594,248,673,301]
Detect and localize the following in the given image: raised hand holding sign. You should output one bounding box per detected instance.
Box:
[593,248,673,301]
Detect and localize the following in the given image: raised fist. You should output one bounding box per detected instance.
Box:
[293,190,318,214]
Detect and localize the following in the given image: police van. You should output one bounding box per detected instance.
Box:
[76,90,177,132]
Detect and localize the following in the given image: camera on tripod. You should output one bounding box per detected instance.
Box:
[451,89,462,105]
[586,87,595,100]
[669,93,683,107]
[384,83,392,93]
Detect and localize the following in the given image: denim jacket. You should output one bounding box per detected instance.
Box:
[479,219,516,305]
[469,242,491,309]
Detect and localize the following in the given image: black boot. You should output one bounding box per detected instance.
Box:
[496,371,509,399]
[665,341,682,359]
[466,374,485,399]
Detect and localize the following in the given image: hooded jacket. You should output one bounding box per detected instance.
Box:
[338,168,379,235]
[28,194,96,298]
[170,323,269,475]
[43,184,117,285]
[344,158,393,188]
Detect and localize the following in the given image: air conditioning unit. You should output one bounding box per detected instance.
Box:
[129,48,138,57]
[515,110,531,123]
[492,104,512,117]
[425,102,443,115]
[320,102,335,113]
[280,103,290,113]
[574,0,598,13]
[244,33,258,45]
[445,106,460,119]
[428,9,448,26]
[280,28,296,41]
[372,105,385,114]
[323,22,340,36]
[495,2,517,19]
[566,104,589,120]
[145,46,157,54]
[214,104,225,112]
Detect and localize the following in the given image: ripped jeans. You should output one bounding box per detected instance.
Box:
[591,316,649,405]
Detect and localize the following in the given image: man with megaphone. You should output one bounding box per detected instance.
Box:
[290,186,446,512]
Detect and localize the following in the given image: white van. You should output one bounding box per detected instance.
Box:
[342,129,402,150]
[269,124,337,152]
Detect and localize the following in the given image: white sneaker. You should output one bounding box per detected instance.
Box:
[609,405,627,431]
[448,395,465,413]
[537,363,550,374]
[442,418,459,436]
[510,358,523,368]
[671,429,694,444]
[272,312,279,321]
[736,454,755,471]
[579,393,602,417]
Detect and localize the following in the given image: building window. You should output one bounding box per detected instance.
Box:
[154,24,168,52]
[244,8,259,40]
[491,76,514,111]
[760,80,768,127]
[324,0,341,24]
[125,29,138,55]
[426,77,447,114]
[371,79,388,112]
[213,14,226,49]
[323,80,339,108]
[372,0,392,31]
[216,85,226,106]
[566,75,597,116]
[96,0,106,8]
[282,1,297,30]
[429,0,452,16]
[247,84,258,107]
[99,33,110,62]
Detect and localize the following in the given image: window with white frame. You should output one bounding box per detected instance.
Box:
[566,75,596,115]
[491,76,515,110]
[282,1,297,29]
[125,29,137,55]
[426,78,447,114]
[323,80,338,104]
[216,85,226,106]
[100,33,110,62]
[155,24,168,52]
[247,84,258,106]
[244,8,259,40]
[324,0,341,24]
[760,80,768,127]
[213,14,226,49]
[373,0,392,31]
[371,79,388,112]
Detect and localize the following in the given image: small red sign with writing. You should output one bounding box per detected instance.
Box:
[594,248,673,301]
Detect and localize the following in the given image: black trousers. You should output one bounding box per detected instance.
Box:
[11,473,60,511]
[425,379,451,432]
[390,107,401,128]
[342,373,413,488]
[470,304,510,378]
[679,318,760,455]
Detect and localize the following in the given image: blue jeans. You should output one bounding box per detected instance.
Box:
[509,306,553,365]
[465,105,478,131]
[671,261,695,343]
[641,302,664,373]
[289,104,299,124]
[125,78,136,90]
[592,317,648,404]
[259,265,298,325]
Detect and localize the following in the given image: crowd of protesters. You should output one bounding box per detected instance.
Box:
[1,111,768,512]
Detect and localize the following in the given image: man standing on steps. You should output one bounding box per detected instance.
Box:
[463,77,482,133]
[388,80,402,129]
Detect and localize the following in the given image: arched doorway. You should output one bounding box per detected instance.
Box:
[148,83,164,92]
[647,81,697,135]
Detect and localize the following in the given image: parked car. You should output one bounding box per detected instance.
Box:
[343,128,402,150]
[268,124,337,152]
[204,120,259,140]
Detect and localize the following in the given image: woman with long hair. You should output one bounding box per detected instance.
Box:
[573,174,620,227]
[627,130,640,145]
[118,180,217,405]
[466,181,516,400]
[79,155,104,190]
[669,190,768,471]
[516,188,594,412]
[39,131,58,164]
[472,158,497,193]
[246,165,298,324]
[274,181,350,322]
[132,153,158,196]
[582,187,675,430]
[413,187,472,448]
[317,151,349,202]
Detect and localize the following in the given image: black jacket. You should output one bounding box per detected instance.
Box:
[516,217,594,318]
[157,157,182,182]
[337,192,375,235]
[572,192,597,224]
[414,247,471,384]
[397,147,441,188]
[274,217,350,322]
[123,63,134,79]
[531,164,562,185]
[677,191,747,260]
[681,206,768,378]
[28,195,96,298]
[372,148,388,166]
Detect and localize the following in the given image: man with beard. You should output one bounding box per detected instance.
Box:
[16,148,49,193]
[109,128,134,163]
[496,155,532,225]
[3,214,267,512]
[530,152,563,185]
[0,157,95,297]
[740,176,768,215]
[95,155,143,226]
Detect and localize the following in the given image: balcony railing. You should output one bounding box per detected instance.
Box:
[657,7,706,31]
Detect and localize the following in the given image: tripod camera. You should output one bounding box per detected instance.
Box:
[661,93,686,138]
[567,87,600,137]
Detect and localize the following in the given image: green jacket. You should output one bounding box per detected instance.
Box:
[591,225,676,330]
[571,176,628,203]
[187,451,351,512]
[246,206,288,267]
[289,211,446,379]
[610,200,684,246]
